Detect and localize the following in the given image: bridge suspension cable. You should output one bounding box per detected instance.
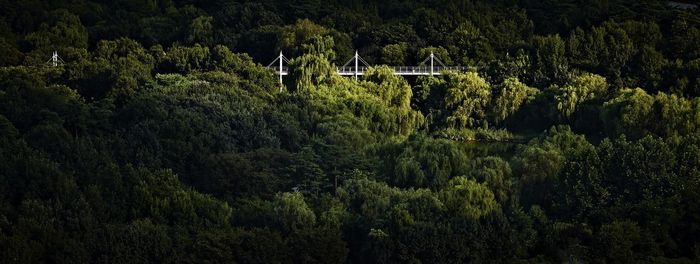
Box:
[340,51,370,80]
[267,51,290,91]
[46,51,65,67]
[418,52,447,76]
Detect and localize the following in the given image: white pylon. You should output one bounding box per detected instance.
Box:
[266,51,290,92]
[52,51,58,66]
[47,51,64,67]
[430,51,434,76]
[354,50,359,81]
[279,51,283,91]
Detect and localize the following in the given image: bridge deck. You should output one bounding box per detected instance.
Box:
[270,66,475,76]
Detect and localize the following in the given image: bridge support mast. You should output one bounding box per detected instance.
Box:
[279,51,283,91]
[354,50,359,81]
[46,51,64,67]
[430,52,434,76]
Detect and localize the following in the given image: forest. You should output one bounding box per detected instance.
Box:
[1,0,700,263]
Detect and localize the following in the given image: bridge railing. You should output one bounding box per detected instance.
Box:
[268,66,289,73]
[333,66,475,74]
[269,65,477,75]
[337,66,368,74]
[388,66,473,73]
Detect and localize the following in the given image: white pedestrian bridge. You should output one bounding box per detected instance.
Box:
[266,51,474,87]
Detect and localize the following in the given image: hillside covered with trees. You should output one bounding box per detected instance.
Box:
[1,0,700,263]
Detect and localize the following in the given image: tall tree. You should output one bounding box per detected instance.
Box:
[444,71,492,128]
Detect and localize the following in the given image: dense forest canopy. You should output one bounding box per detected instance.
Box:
[1,0,700,263]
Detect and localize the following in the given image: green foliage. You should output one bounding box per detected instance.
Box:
[413,75,448,128]
[280,19,328,55]
[274,192,316,233]
[530,34,568,86]
[287,146,326,195]
[338,177,443,226]
[126,166,233,227]
[381,43,408,65]
[0,39,23,66]
[433,127,517,142]
[338,177,516,262]
[1,1,700,262]
[467,157,514,206]
[202,149,292,200]
[416,46,453,65]
[633,45,667,90]
[652,92,700,138]
[83,38,155,100]
[375,135,470,189]
[485,51,531,84]
[161,44,211,73]
[515,141,565,208]
[24,9,88,64]
[363,66,412,110]
[598,136,678,208]
[595,221,645,263]
[602,88,655,138]
[187,16,214,45]
[438,176,498,219]
[567,21,635,87]
[553,137,608,220]
[288,36,340,92]
[444,71,492,128]
[603,88,700,139]
[491,77,539,125]
[278,19,352,61]
[552,72,608,120]
[92,219,178,263]
[362,66,424,136]
[451,21,495,65]
[287,40,424,140]
[514,126,592,209]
